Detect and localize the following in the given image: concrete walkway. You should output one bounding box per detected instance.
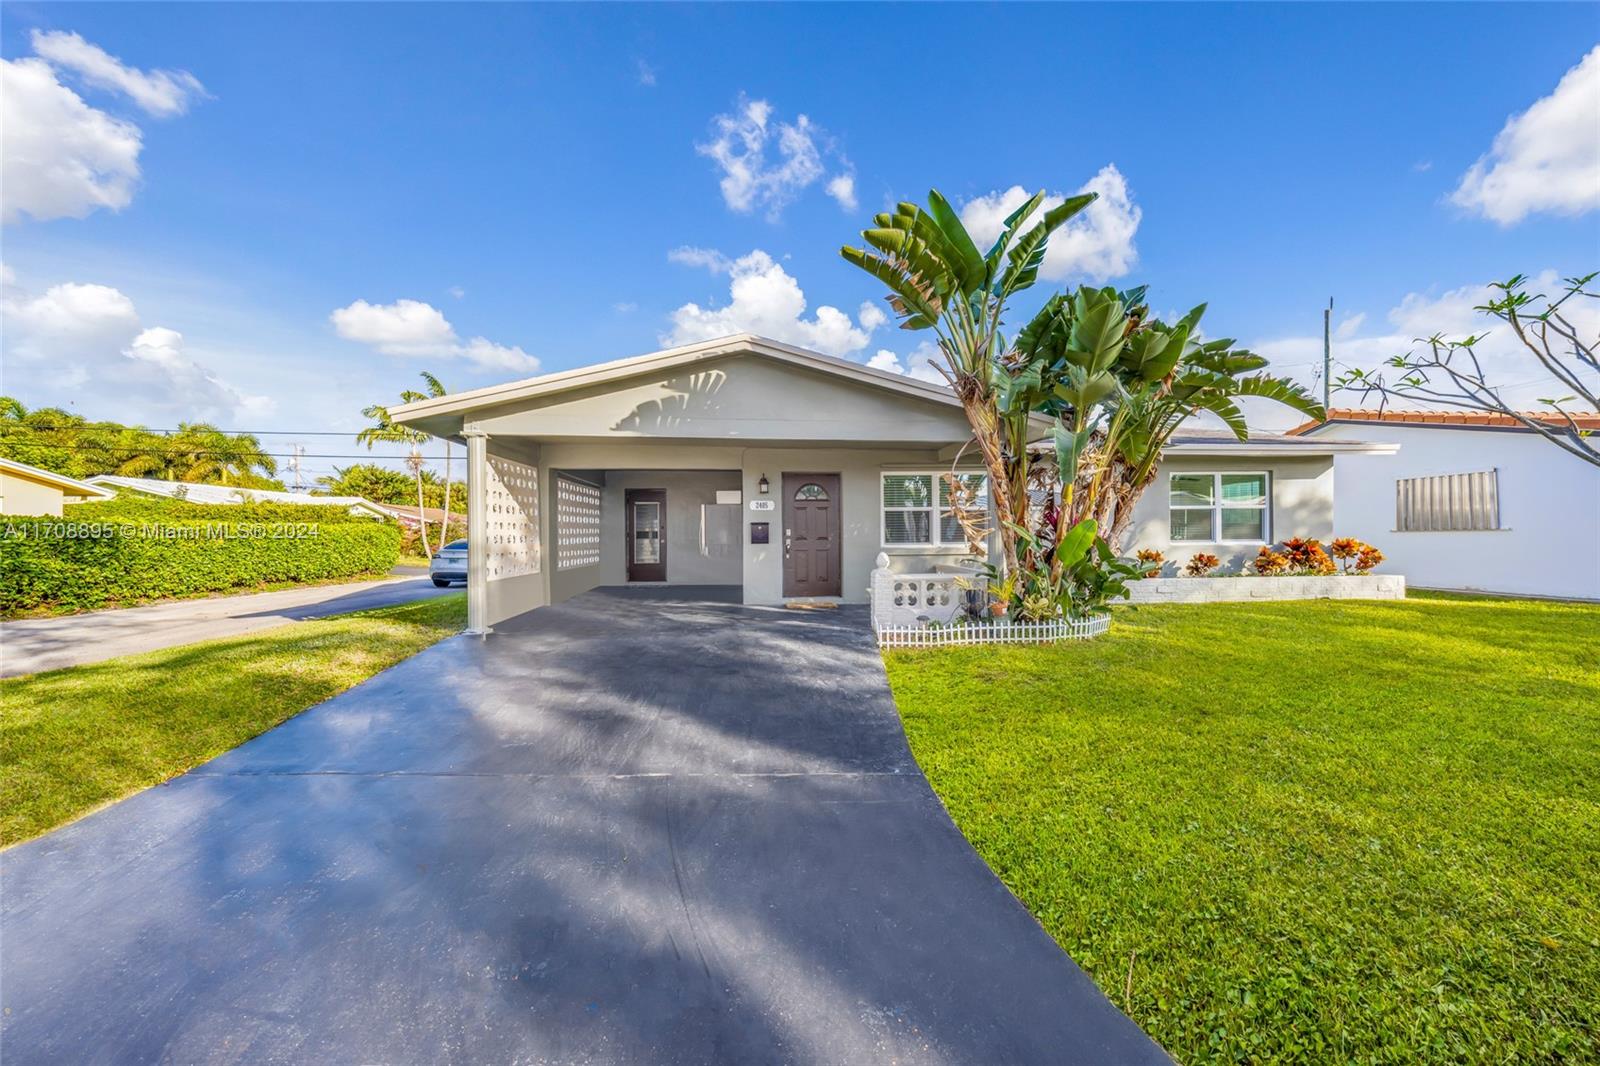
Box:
[0,586,1167,1064]
[0,574,453,677]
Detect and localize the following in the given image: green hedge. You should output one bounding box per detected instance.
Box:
[2,500,402,614]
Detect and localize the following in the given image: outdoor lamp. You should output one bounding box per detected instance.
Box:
[758,474,770,494]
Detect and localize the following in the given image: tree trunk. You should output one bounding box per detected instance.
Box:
[414,466,433,558]
[955,384,1021,579]
[440,442,453,545]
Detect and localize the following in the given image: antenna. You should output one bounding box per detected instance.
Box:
[1322,297,1333,414]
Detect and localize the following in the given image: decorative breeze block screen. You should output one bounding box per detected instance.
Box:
[556,476,602,570]
[486,455,540,580]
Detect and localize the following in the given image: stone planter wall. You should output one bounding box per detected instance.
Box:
[1126,573,1406,604]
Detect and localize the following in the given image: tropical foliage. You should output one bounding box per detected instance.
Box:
[843,189,1323,617]
[316,463,466,513]
[357,384,434,557]
[0,399,280,487]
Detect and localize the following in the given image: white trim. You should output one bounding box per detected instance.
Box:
[1168,470,1272,545]
[879,470,988,550]
[1165,441,1398,456]
[2,459,117,500]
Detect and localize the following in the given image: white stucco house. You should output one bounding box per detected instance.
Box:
[1288,409,1600,601]
[390,334,1390,633]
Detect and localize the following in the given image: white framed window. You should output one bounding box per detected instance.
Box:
[881,472,989,548]
[1169,472,1270,543]
[1396,469,1500,531]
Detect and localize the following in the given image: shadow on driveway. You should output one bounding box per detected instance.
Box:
[0,586,1168,1064]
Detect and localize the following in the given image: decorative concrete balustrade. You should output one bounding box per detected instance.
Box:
[867,553,1110,648]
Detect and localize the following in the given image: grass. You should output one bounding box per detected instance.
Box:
[884,592,1599,1063]
[1,593,466,845]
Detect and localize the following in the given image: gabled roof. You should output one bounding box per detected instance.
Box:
[1287,408,1600,435]
[0,458,117,500]
[87,476,389,518]
[389,333,967,432]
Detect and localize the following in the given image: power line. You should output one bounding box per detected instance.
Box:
[0,441,449,462]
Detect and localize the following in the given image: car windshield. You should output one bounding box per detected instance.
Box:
[444,541,467,551]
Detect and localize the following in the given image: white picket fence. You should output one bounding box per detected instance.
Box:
[876,612,1111,649]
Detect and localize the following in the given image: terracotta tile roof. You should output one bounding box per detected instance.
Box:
[1286,408,1600,436]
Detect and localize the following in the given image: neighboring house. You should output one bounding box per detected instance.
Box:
[371,503,460,532]
[85,476,391,520]
[1287,410,1600,601]
[0,458,116,516]
[390,333,1389,633]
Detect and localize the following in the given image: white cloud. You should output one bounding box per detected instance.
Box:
[857,301,887,331]
[667,245,733,272]
[865,340,948,385]
[696,95,852,219]
[1,32,203,224]
[636,59,657,87]
[1,277,270,421]
[1248,270,1600,429]
[329,298,538,372]
[663,249,880,357]
[30,30,206,117]
[826,172,858,212]
[1451,45,1600,225]
[960,165,1142,281]
[447,285,465,299]
[612,301,638,314]
[1,56,141,223]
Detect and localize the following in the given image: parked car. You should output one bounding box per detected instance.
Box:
[430,540,468,587]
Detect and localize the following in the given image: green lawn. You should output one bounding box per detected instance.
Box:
[884,592,1599,1063]
[1,593,466,845]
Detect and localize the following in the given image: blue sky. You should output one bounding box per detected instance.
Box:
[3,3,1596,482]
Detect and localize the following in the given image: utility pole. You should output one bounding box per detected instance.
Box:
[1322,297,1333,414]
[288,443,306,493]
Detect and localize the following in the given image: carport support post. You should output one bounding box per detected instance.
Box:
[464,428,490,636]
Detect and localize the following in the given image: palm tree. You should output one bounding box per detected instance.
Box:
[357,391,433,557]
[1077,330,1324,552]
[417,371,454,541]
[842,189,1093,579]
[166,423,278,485]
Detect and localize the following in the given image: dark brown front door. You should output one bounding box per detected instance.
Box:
[625,488,666,582]
[782,473,841,597]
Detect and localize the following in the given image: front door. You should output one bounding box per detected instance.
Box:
[625,488,667,582]
[782,473,841,597]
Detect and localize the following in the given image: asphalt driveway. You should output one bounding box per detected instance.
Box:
[0,574,453,677]
[0,586,1167,1064]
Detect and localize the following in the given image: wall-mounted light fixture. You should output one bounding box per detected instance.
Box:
[758,474,770,495]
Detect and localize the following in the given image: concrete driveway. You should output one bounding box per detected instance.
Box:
[0,574,453,677]
[0,586,1167,1064]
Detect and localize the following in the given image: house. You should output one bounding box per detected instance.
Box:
[1119,428,1395,573]
[0,458,116,516]
[1287,409,1600,601]
[85,476,392,520]
[371,502,461,533]
[391,333,1391,633]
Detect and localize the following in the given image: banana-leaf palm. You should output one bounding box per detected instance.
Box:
[842,188,1093,577]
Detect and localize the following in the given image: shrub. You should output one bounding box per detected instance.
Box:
[1136,549,1164,577]
[1253,546,1289,575]
[1281,537,1336,575]
[1330,536,1385,574]
[1,500,401,615]
[1184,553,1221,577]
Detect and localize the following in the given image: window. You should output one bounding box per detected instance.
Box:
[1169,472,1269,543]
[1396,469,1500,531]
[881,472,989,547]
